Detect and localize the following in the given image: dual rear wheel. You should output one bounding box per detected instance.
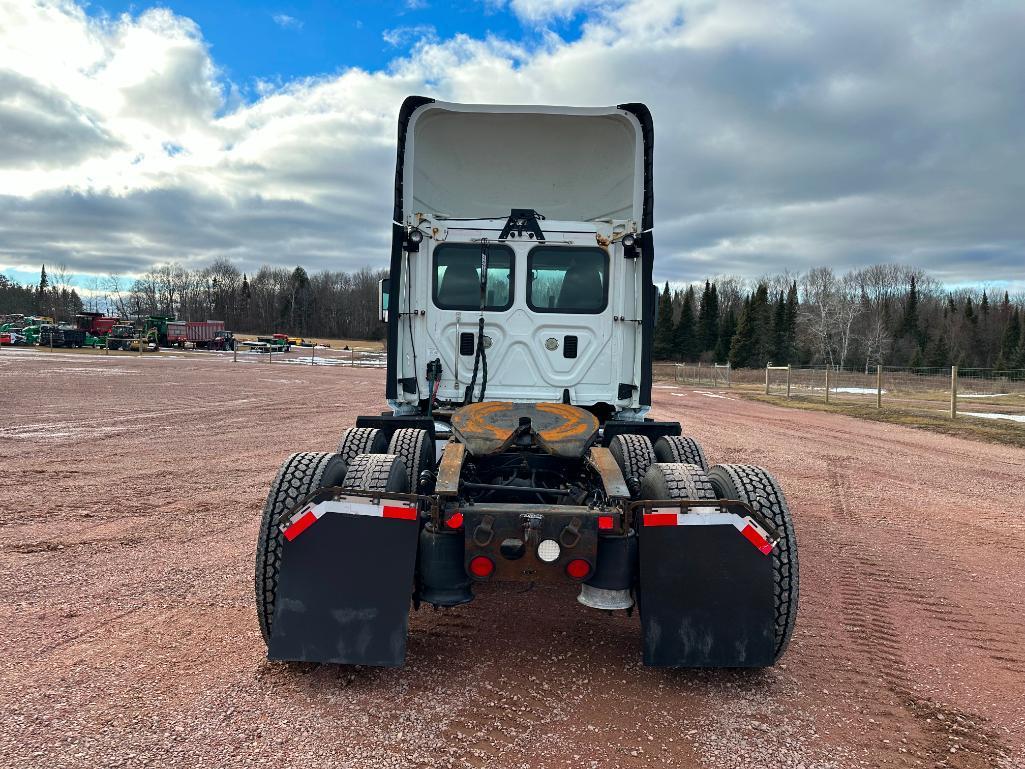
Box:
[256,427,435,646]
[609,432,799,663]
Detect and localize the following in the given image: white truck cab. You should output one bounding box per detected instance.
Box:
[384,99,656,421]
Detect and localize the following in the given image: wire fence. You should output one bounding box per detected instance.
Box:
[763,365,1025,422]
[653,361,1025,424]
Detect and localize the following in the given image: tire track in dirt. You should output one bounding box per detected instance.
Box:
[826,459,1013,768]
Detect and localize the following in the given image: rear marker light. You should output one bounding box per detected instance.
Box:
[597,515,614,530]
[446,512,464,529]
[537,539,560,563]
[566,559,591,580]
[469,556,494,578]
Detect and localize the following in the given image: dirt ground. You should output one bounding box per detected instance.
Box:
[1,350,1023,769]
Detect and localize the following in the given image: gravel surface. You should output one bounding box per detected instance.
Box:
[1,351,1023,768]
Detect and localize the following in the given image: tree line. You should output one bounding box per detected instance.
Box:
[6,260,1025,368]
[655,265,1025,370]
[0,265,85,323]
[1,260,388,340]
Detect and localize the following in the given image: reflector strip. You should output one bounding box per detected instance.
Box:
[740,522,773,555]
[279,497,419,540]
[382,504,418,521]
[642,508,775,555]
[598,515,614,530]
[282,509,317,542]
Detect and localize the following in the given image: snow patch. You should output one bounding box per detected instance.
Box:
[813,386,885,395]
[962,411,1025,424]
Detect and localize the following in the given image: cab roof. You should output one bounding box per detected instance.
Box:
[395,98,653,229]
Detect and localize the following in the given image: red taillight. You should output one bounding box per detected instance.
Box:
[598,515,614,530]
[566,559,591,580]
[468,556,494,578]
[445,511,464,529]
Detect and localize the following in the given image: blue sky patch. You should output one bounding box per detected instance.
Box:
[85,1,587,96]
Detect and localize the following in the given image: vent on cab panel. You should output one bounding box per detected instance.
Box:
[459,332,476,356]
[563,335,578,359]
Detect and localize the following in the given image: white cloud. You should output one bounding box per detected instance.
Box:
[272,13,303,30]
[0,0,1023,291]
[382,24,437,47]
[486,0,614,24]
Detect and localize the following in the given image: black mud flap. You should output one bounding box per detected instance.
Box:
[638,506,775,667]
[269,501,420,666]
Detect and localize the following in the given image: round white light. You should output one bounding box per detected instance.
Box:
[408,228,424,243]
[537,539,561,563]
[621,233,636,247]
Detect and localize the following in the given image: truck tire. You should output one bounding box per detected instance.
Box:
[255,451,348,646]
[654,436,708,470]
[337,427,388,466]
[708,464,799,662]
[638,462,715,501]
[342,453,410,493]
[608,434,656,493]
[387,428,434,493]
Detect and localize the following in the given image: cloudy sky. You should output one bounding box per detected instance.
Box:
[1,0,1023,291]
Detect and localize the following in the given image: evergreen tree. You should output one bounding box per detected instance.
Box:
[715,307,736,362]
[729,285,772,368]
[674,285,696,361]
[728,296,755,368]
[784,280,798,362]
[654,282,674,359]
[696,280,719,354]
[750,283,773,366]
[997,308,1021,369]
[963,296,975,325]
[924,333,950,368]
[772,291,787,363]
[909,346,925,369]
[901,274,920,342]
[36,265,49,314]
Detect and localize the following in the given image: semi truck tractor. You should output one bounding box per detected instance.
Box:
[256,99,799,669]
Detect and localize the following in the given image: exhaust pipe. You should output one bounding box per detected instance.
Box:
[578,530,636,610]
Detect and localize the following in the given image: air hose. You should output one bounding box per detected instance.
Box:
[464,239,489,404]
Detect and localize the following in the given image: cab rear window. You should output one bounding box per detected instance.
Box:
[527,247,608,313]
[432,243,514,311]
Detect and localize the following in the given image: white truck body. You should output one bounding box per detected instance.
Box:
[387,101,653,417]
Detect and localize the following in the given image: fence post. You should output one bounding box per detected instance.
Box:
[876,364,882,409]
[268,345,273,364]
[765,365,770,395]
[311,343,316,366]
[233,341,238,363]
[786,365,792,399]
[351,348,356,367]
[950,365,958,419]
[825,367,830,404]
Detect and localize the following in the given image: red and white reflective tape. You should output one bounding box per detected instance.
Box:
[281,497,418,541]
[642,507,775,555]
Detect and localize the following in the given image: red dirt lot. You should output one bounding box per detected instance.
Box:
[1,350,1023,769]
